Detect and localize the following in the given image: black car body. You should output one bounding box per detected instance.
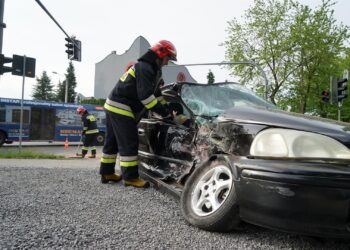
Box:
[138,82,350,238]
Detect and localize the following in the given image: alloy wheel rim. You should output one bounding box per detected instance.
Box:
[191,165,233,217]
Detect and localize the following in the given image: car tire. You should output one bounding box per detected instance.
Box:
[180,156,240,232]
[96,132,105,146]
[0,131,6,146]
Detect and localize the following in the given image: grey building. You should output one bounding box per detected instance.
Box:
[94,36,196,99]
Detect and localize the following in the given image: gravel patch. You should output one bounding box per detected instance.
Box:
[0,159,349,249]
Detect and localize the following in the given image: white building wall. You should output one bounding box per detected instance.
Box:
[94,36,196,99]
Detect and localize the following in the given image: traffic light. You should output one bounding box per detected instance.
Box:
[0,54,13,75]
[321,90,329,103]
[73,39,81,62]
[337,77,348,102]
[65,37,81,62]
[65,37,74,60]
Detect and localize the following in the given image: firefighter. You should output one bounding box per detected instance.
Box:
[100,40,177,188]
[76,107,99,158]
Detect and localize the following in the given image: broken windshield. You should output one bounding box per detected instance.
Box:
[181,83,276,117]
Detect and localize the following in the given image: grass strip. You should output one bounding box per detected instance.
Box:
[0,150,65,159]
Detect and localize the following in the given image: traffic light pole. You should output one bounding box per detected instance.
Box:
[0,0,5,54]
[65,75,68,103]
[19,55,26,150]
[339,70,349,121]
[35,0,81,62]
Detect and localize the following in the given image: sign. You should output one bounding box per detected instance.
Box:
[12,55,36,78]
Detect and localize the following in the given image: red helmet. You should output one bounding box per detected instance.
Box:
[76,106,86,114]
[150,40,177,61]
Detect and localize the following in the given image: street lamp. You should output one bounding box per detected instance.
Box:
[52,71,68,103]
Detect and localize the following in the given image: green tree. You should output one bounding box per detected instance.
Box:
[286,0,349,114]
[207,70,215,84]
[32,71,55,101]
[80,98,106,106]
[55,62,77,103]
[224,0,349,115]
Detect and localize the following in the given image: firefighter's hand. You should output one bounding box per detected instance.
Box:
[161,113,175,124]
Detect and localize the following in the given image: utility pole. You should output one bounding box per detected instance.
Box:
[65,77,68,103]
[0,0,5,54]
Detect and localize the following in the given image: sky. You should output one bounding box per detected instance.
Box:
[0,0,349,100]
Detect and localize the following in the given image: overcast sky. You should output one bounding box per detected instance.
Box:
[0,0,349,100]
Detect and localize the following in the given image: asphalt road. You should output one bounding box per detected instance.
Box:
[0,147,349,249]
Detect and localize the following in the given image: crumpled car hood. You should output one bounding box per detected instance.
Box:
[219,106,350,144]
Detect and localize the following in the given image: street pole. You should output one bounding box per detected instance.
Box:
[339,69,349,121]
[65,78,68,103]
[0,0,5,54]
[19,55,26,151]
[52,71,68,103]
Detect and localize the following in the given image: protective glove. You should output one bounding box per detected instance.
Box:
[161,112,175,124]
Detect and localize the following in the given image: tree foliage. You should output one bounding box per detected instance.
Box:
[207,70,215,84]
[80,98,106,106]
[224,0,350,117]
[32,71,55,101]
[55,62,77,103]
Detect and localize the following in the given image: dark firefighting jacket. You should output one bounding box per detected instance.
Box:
[104,50,170,119]
[82,113,99,135]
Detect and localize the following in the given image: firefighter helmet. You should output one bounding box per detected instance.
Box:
[76,106,86,114]
[150,40,177,61]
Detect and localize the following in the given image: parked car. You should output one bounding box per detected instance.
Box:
[138,81,350,238]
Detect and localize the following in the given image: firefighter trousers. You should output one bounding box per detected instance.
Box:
[82,133,97,156]
[99,110,139,180]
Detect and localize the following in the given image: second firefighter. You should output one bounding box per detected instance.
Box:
[77,106,99,158]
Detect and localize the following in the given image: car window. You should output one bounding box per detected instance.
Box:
[149,96,191,120]
[181,83,276,117]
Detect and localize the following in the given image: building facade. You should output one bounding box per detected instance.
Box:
[94,36,196,98]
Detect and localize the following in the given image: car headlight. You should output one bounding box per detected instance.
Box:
[250,128,350,159]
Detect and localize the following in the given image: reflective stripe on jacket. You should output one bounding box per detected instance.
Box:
[82,114,99,134]
[106,58,170,118]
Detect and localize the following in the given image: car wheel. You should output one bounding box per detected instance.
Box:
[181,157,240,232]
[96,132,105,146]
[0,131,6,146]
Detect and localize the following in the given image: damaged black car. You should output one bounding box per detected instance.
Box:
[138,82,350,238]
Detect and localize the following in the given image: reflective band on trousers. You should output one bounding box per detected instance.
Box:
[102,153,117,159]
[120,155,138,167]
[101,158,116,164]
[120,160,138,167]
[120,155,138,161]
[104,101,134,118]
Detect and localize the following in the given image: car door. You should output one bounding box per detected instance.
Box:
[138,97,197,182]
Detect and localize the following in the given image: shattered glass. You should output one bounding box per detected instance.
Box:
[181,83,275,117]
